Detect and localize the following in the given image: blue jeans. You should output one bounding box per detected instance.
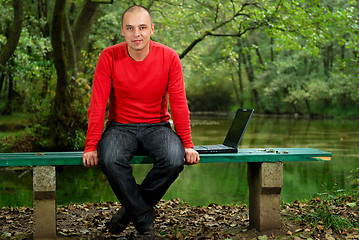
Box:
[97,121,185,232]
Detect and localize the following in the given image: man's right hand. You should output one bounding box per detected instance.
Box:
[83,151,99,167]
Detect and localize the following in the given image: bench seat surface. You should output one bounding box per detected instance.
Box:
[0,148,331,167]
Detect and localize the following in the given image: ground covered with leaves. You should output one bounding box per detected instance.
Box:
[1,194,358,240]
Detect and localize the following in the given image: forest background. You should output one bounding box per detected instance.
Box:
[0,0,358,152]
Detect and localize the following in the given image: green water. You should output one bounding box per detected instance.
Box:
[1,114,358,207]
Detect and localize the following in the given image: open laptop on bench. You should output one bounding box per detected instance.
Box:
[194,108,254,154]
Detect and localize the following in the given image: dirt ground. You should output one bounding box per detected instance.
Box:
[1,199,358,239]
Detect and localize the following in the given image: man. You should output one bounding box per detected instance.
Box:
[82,5,200,238]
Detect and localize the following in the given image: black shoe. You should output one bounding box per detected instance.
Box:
[137,226,155,240]
[106,207,131,234]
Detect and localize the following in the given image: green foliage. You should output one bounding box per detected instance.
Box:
[288,190,359,233]
[29,88,88,151]
[348,168,359,188]
[187,81,234,112]
[68,130,86,151]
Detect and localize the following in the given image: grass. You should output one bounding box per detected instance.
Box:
[0,113,31,152]
[0,112,30,125]
[305,204,354,232]
[0,129,29,138]
[285,189,359,233]
[0,112,30,137]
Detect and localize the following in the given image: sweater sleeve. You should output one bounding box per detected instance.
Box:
[84,51,113,153]
[167,51,194,148]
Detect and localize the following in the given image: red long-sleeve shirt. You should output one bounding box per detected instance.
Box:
[84,41,194,153]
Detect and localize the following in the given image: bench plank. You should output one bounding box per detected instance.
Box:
[0,148,331,166]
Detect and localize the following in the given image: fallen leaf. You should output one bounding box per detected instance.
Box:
[325,233,335,240]
[317,225,324,230]
[346,202,356,208]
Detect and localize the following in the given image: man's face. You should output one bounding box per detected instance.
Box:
[121,10,154,56]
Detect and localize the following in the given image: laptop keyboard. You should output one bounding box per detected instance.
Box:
[199,144,234,150]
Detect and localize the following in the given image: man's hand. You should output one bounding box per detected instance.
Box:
[184,148,200,165]
[83,151,99,167]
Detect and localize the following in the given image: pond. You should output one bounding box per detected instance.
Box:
[0,113,358,207]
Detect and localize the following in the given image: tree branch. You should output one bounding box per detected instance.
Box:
[72,0,100,62]
[179,31,211,59]
[178,3,256,59]
[0,0,24,66]
[207,33,241,37]
[147,0,156,10]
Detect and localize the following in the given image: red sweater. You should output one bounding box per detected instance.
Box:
[84,41,193,153]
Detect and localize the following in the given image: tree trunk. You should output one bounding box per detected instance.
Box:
[323,44,334,77]
[236,38,244,108]
[244,52,259,105]
[36,0,52,98]
[51,0,69,115]
[231,74,241,106]
[304,99,312,118]
[0,0,24,66]
[0,73,5,93]
[254,42,265,71]
[40,51,52,99]
[72,0,100,62]
[241,40,260,107]
[341,44,345,60]
[49,0,74,150]
[270,37,274,62]
[2,72,14,115]
[269,37,280,114]
[64,11,78,76]
[37,0,50,37]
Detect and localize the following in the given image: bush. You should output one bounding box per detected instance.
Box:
[186,81,234,112]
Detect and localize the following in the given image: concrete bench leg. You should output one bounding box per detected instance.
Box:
[33,166,57,239]
[247,162,283,231]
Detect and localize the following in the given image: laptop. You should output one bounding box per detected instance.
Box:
[194,108,254,154]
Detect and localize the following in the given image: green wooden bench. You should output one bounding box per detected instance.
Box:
[0,148,331,238]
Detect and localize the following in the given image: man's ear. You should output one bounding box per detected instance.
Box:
[121,26,124,36]
[151,23,154,36]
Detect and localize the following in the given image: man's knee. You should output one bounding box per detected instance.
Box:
[98,142,132,171]
[163,144,185,171]
[97,127,137,168]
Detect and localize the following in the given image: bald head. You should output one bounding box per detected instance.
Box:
[122,5,153,27]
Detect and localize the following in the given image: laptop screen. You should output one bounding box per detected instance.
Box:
[223,108,254,148]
